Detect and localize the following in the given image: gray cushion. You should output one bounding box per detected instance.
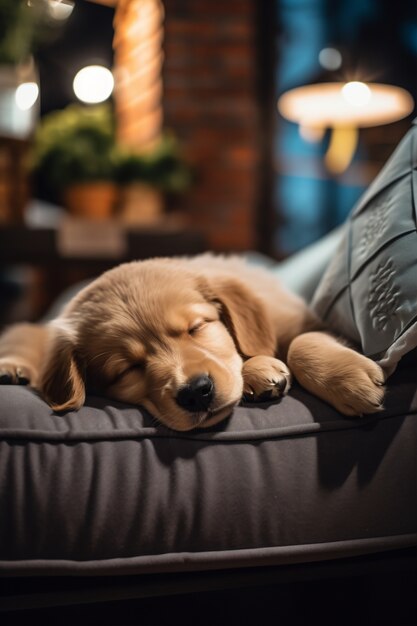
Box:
[1,365,416,576]
[312,120,417,376]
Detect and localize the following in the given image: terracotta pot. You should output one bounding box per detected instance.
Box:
[63,182,118,219]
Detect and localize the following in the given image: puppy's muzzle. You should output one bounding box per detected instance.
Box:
[175,375,215,413]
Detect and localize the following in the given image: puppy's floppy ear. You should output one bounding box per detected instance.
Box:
[202,275,276,358]
[39,327,85,412]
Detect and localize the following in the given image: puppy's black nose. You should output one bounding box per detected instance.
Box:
[176,375,214,412]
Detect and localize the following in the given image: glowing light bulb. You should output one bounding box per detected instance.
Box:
[73,65,114,104]
[15,82,39,110]
[341,81,371,107]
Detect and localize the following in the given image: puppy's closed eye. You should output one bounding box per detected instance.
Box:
[112,360,146,384]
[135,359,148,369]
[188,322,208,336]
[125,360,147,374]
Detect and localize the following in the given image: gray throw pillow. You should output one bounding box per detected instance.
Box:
[311,119,417,377]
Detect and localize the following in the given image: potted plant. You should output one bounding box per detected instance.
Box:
[0,0,53,66]
[114,135,192,225]
[31,103,118,219]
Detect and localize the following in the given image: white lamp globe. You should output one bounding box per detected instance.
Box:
[15,82,39,111]
[73,65,114,104]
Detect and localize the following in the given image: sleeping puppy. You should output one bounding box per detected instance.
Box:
[0,255,385,431]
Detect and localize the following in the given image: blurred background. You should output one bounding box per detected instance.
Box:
[0,0,416,323]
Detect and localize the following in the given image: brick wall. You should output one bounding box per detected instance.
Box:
[162,0,261,251]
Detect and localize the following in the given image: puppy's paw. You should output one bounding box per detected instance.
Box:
[0,360,34,386]
[287,332,386,417]
[326,355,385,416]
[242,356,292,402]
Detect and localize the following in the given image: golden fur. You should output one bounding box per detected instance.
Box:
[0,255,386,430]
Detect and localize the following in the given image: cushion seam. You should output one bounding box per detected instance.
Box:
[0,407,415,444]
[0,533,415,571]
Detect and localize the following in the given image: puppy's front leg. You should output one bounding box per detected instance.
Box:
[0,323,48,388]
[287,332,385,415]
[242,356,292,402]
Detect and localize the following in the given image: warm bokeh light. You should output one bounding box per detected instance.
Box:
[113,0,164,151]
[278,81,414,173]
[278,82,414,128]
[325,126,358,174]
[15,82,39,111]
[73,65,114,104]
[341,81,371,107]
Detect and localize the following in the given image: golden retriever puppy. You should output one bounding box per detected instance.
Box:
[0,255,385,431]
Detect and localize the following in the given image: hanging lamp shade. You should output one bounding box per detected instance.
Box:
[278,81,414,174]
[278,82,414,129]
